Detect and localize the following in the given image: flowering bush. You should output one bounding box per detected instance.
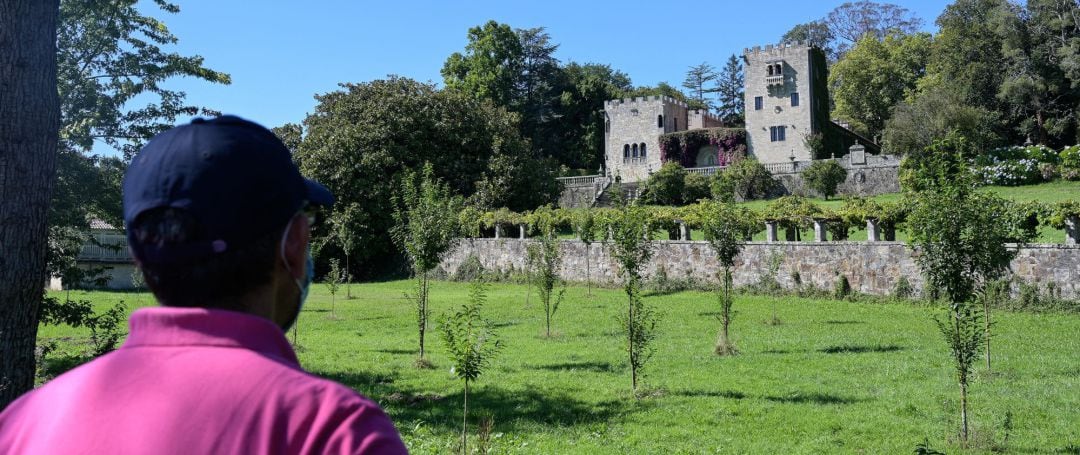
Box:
[1061,145,1080,170]
[975,158,1043,186]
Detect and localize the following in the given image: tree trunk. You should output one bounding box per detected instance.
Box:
[985,298,992,371]
[418,272,428,359]
[959,381,969,444]
[462,378,469,454]
[0,0,60,408]
[345,253,351,299]
[628,288,636,393]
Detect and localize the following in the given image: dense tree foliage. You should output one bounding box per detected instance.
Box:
[298,77,556,278]
[830,33,932,139]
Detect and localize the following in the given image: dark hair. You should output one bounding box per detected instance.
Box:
[129,208,284,310]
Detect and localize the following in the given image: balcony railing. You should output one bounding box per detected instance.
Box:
[78,232,132,263]
[766,75,784,85]
[685,165,727,176]
[556,175,600,186]
[622,157,647,165]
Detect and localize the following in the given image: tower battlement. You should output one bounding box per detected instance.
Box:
[604,95,687,109]
[743,41,815,58]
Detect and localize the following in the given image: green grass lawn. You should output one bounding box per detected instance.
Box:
[41,282,1080,454]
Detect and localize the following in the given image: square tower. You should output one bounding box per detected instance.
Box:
[743,42,829,163]
[603,96,688,182]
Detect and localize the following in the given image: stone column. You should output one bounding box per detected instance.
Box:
[679,223,690,241]
[765,221,778,243]
[866,219,880,242]
[813,220,827,242]
[1066,216,1079,246]
[494,224,504,239]
[519,224,527,239]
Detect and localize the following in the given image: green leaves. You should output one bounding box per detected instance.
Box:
[441,280,501,383]
[801,160,848,200]
[392,163,464,275]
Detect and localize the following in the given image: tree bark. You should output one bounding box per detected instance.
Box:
[0,0,60,408]
[462,379,469,454]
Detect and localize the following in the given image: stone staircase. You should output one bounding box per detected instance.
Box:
[593,182,640,208]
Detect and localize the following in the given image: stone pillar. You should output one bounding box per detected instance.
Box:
[866,219,880,242]
[1066,216,1079,246]
[607,226,614,240]
[766,221,778,243]
[813,220,827,242]
[519,224,527,239]
[494,224,504,239]
[679,223,690,241]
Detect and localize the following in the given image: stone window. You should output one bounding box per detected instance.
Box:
[674,118,678,130]
[632,143,639,158]
[657,115,664,128]
[769,125,787,142]
[640,143,647,158]
[775,63,782,75]
[791,92,799,107]
[624,144,630,159]
[754,96,763,110]
[767,65,774,76]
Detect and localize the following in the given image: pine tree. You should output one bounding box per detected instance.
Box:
[682,62,719,112]
[716,55,744,125]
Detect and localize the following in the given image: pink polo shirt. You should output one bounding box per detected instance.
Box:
[0,307,408,454]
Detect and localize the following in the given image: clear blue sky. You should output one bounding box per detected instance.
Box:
[151,0,952,133]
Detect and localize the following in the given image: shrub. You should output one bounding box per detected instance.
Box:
[1039,163,1059,181]
[893,276,914,300]
[717,158,776,201]
[974,158,1043,186]
[833,274,851,299]
[1060,145,1080,169]
[639,162,687,206]
[453,255,486,282]
[802,159,847,199]
[682,172,711,204]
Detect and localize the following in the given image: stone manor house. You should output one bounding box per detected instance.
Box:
[601,41,879,184]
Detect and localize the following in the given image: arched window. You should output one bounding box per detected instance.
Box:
[767,65,773,76]
[657,115,664,128]
[640,143,647,158]
[674,118,678,130]
[775,63,782,75]
[632,143,639,158]
[623,144,630,159]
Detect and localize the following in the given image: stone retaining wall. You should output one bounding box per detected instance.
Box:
[440,239,1080,299]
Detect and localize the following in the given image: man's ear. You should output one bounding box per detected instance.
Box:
[282,214,310,281]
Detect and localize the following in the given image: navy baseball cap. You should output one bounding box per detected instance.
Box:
[123,115,333,264]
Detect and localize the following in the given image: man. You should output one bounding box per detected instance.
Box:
[0,116,408,454]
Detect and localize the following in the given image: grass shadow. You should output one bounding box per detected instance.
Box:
[310,369,399,397]
[763,392,864,405]
[822,320,865,325]
[530,361,619,373]
[818,344,903,354]
[672,389,747,400]
[373,348,415,355]
[382,386,628,431]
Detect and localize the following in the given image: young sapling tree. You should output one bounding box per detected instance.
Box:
[392,163,463,365]
[440,279,501,454]
[609,204,661,394]
[906,135,1031,444]
[573,208,597,296]
[701,199,757,355]
[326,258,344,318]
[527,205,566,337]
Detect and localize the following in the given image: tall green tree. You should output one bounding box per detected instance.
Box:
[298,77,554,277]
[442,20,524,109]
[925,0,1009,116]
[554,62,632,170]
[715,55,745,125]
[830,33,932,139]
[392,163,464,362]
[0,0,60,408]
[782,21,838,60]
[682,62,719,112]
